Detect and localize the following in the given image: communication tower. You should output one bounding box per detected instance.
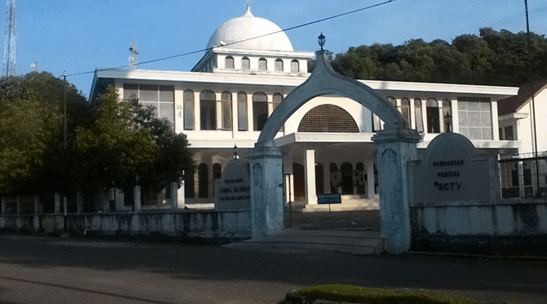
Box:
[3,0,16,77]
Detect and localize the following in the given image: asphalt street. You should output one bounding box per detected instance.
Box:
[1,233,546,304]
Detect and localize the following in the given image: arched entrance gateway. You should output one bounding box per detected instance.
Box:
[250,49,421,254]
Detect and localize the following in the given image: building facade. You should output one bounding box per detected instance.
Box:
[90,6,519,209]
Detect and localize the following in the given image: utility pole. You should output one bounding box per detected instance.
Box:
[524,0,540,197]
[3,0,16,77]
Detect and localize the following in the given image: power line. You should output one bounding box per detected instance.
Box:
[65,0,397,78]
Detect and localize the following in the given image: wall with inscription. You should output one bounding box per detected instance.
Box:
[410,132,500,205]
[215,158,251,211]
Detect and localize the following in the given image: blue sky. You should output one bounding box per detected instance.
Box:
[3,0,547,98]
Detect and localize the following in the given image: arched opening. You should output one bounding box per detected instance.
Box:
[237,92,248,131]
[315,162,324,194]
[258,58,267,71]
[198,163,208,198]
[341,162,354,195]
[293,163,305,200]
[185,172,195,199]
[329,163,339,193]
[298,104,359,132]
[291,59,300,73]
[442,99,451,132]
[401,98,411,124]
[427,98,440,133]
[221,91,232,130]
[241,57,250,70]
[275,58,283,71]
[200,90,216,130]
[253,92,268,131]
[183,89,194,130]
[356,162,365,194]
[225,56,234,69]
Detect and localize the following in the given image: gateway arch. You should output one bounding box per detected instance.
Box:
[250,50,421,254]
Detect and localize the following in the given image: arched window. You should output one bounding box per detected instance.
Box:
[427,98,440,133]
[329,163,338,194]
[275,59,283,71]
[291,60,300,72]
[315,163,324,194]
[414,98,424,132]
[237,92,248,131]
[442,99,452,132]
[258,58,267,71]
[200,90,216,130]
[386,96,396,108]
[221,91,232,130]
[401,98,411,123]
[298,105,359,133]
[184,170,195,199]
[213,163,222,180]
[272,93,283,111]
[198,163,208,198]
[341,162,354,195]
[241,57,250,70]
[253,92,268,131]
[183,89,194,130]
[225,56,234,69]
[356,162,365,194]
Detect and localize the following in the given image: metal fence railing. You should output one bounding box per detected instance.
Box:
[499,152,547,198]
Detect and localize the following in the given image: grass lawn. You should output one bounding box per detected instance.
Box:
[281,284,515,304]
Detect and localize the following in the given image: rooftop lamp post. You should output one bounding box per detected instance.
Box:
[318,33,326,51]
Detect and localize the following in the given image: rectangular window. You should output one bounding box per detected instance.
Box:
[123,84,175,125]
[504,126,514,140]
[457,97,492,140]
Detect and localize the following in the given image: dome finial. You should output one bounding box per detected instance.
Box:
[244,2,253,16]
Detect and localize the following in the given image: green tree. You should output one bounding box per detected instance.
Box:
[72,86,157,192]
[0,72,87,194]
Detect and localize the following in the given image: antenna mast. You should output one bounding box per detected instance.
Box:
[3,0,16,77]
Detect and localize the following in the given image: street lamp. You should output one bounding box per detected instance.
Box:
[318,33,326,51]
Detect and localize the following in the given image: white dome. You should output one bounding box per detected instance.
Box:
[207,6,294,52]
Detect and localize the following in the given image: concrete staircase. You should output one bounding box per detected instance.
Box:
[224,229,384,255]
[301,195,379,212]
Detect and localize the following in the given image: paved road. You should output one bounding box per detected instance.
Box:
[1,234,546,304]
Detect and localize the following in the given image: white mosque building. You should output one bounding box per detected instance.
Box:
[89,6,519,210]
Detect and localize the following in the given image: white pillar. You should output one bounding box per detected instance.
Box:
[171,182,180,209]
[373,128,420,254]
[134,186,142,213]
[366,161,376,199]
[304,149,317,205]
[54,192,61,215]
[76,191,83,214]
[115,188,125,211]
[250,141,284,237]
[177,181,185,208]
[34,195,40,214]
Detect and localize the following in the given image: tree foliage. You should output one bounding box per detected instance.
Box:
[0,72,87,194]
[0,74,194,196]
[73,86,195,193]
[332,28,547,87]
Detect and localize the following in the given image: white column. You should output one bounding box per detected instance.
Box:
[366,161,376,199]
[177,181,185,208]
[171,182,180,209]
[115,188,125,211]
[134,186,142,213]
[34,195,40,214]
[54,192,61,215]
[76,191,83,214]
[304,149,317,205]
